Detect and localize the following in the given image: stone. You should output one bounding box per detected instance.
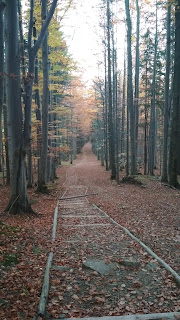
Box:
[82,259,117,275]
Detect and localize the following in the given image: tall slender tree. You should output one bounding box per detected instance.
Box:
[168,0,180,187]
[162,3,171,182]
[38,0,49,192]
[134,0,140,166]
[107,0,116,179]
[148,0,158,175]
[0,0,5,171]
[5,0,31,213]
[125,0,136,175]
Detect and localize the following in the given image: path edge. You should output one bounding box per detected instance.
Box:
[35,203,59,319]
[53,312,180,320]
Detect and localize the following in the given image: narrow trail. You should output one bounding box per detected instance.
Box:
[41,143,179,319]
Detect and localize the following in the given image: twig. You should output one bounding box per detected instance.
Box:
[7,195,20,214]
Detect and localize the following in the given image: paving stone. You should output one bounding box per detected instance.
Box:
[82,259,117,275]
[64,223,111,227]
[55,313,179,320]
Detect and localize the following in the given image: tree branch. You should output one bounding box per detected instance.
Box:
[28,0,34,53]
[33,0,58,58]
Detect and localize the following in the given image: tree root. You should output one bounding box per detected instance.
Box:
[5,195,38,215]
[36,184,50,194]
[121,175,143,186]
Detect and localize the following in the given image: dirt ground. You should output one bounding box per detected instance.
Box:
[0,142,180,320]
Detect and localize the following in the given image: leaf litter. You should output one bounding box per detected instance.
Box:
[0,143,180,319]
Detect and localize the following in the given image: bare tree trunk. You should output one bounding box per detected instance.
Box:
[5,0,32,214]
[107,0,116,179]
[0,0,5,172]
[162,3,171,182]
[37,0,49,192]
[144,61,148,175]
[134,0,139,168]
[34,24,42,158]
[121,54,126,156]
[18,0,26,79]
[169,1,180,187]
[149,0,158,175]
[104,37,109,171]
[3,99,10,184]
[125,0,136,175]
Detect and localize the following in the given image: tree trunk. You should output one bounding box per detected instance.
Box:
[121,54,126,157]
[38,0,49,192]
[148,0,158,175]
[0,0,5,172]
[104,36,109,171]
[5,0,32,214]
[168,1,180,187]
[125,0,136,175]
[144,61,148,175]
[3,100,10,184]
[162,3,171,182]
[107,0,116,179]
[134,0,139,168]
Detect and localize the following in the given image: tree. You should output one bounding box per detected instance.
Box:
[0,0,5,172]
[162,3,171,182]
[107,0,116,179]
[5,0,31,213]
[5,0,58,213]
[134,0,140,166]
[168,0,180,187]
[148,0,158,175]
[125,0,136,175]
[37,0,49,192]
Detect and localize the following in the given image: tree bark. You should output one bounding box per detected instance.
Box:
[0,0,5,172]
[107,0,116,179]
[148,1,158,175]
[5,0,58,212]
[5,0,32,213]
[134,0,139,168]
[121,53,126,157]
[125,0,136,175]
[104,34,109,171]
[162,3,171,182]
[37,0,49,192]
[168,1,180,187]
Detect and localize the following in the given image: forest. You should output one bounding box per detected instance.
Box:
[0,0,180,212]
[0,0,180,319]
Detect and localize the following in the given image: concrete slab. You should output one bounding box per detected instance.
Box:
[61,215,101,218]
[82,259,117,275]
[53,312,180,320]
[63,224,111,227]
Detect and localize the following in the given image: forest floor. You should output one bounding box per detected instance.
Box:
[0,142,180,320]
